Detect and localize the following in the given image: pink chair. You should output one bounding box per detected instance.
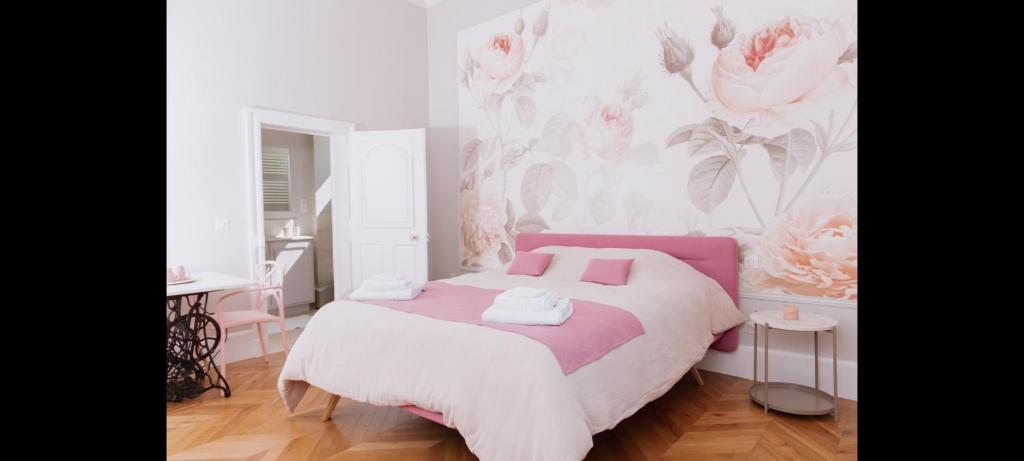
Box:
[213,261,288,378]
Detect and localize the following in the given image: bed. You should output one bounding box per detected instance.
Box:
[278,233,747,461]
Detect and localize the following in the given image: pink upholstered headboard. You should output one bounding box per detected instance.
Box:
[515,232,741,352]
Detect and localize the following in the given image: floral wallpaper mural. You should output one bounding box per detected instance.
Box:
[458,0,857,301]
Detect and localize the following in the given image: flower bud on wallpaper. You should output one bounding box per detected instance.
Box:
[710,6,735,50]
[533,9,549,37]
[656,26,694,76]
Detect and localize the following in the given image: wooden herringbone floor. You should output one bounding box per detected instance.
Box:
[167,352,856,460]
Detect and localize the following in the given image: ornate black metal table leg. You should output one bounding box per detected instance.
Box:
[166,293,231,401]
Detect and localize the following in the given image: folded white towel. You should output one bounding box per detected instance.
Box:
[361,279,413,291]
[350,284,423,301]
[492,291,559,310]
[482,298,574,326]
[367,273,405,283]
[500,287,553,298]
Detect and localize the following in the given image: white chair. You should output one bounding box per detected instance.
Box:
[212,262,288,378]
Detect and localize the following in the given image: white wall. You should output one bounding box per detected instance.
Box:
[426,0,857,399]
[168,0,427,362]
[168,0,428,279]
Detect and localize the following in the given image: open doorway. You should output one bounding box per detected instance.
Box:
[260,129,334,320]
[245,107,355,345]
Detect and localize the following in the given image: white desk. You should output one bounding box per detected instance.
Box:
[166,271,255,297]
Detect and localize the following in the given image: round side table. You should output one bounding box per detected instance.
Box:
[749,310,839,420]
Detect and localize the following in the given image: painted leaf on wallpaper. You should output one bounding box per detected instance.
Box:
[589,187,616,224]
[624,142,659,164]
[482,161,497,179]
[542,113,570,140]
[501,144,527,170]
[686,118,756,157]
[687,126,726,157]
[688,155,736,214]
[521,163,553,212]
[515,96,537,127]
[462,139,481,172]
[515,212,549,233]
[515,73,537,94]
[549,161,579,200]
[665,124,699,149]
[763,128,816,183]
[498,242,514,264]
[536,113,571,157]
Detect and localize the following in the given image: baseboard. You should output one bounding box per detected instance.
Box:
[698,344,857,400]
[222,317,308,364]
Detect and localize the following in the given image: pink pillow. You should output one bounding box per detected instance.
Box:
[580,258,635,285]
[506,251,555,276]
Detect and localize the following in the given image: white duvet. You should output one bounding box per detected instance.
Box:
[278,246,747,460]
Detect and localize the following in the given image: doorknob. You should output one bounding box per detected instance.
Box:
[409,234,419,241]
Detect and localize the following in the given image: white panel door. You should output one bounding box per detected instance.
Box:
[348,129,428,289]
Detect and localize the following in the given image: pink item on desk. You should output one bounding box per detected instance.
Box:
[783,304,800,320]
[168,265,187,282]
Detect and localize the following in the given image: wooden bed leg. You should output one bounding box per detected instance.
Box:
[690,368,704,386]
[322,394,341,421]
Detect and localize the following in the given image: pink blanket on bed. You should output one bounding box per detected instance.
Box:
[351,281,645,374]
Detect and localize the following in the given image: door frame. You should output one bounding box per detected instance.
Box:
[244,107,355,299]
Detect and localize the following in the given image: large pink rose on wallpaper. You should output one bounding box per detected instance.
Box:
[460,192,507,267]
[475,33,525,92]
[582,97,634,161]
[752,196,857,300]
[710,16,853,135]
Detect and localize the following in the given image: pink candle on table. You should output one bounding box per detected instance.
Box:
[782,304,799,320]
